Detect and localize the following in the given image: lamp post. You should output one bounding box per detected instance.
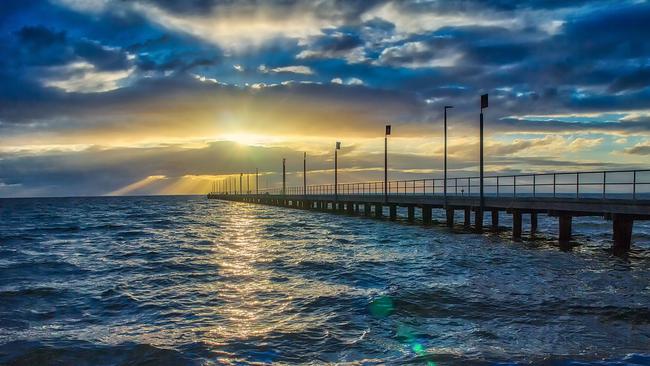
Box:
[384,124,391,202]
[444,105,453,207]
[335,142,341,201]
[478,93,488,230]
[303,152,307,196]
[282,158,286,195]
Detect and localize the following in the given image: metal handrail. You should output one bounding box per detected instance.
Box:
[212,169,650,200]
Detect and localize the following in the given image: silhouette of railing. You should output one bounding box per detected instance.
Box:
[217,169,650,200]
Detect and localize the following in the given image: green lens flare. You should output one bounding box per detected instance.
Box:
[368,296,394,318]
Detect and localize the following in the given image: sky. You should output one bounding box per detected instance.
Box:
[0,0,649,197]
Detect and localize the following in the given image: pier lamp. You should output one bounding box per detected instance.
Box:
[384,125,391,203]
[478,94,488,229]
[444,105,453,206]
[303,152,307,196]
[282,158,286,196]
[335,142,341,200]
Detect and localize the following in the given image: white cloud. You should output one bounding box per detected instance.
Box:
[233,64,244,72]
[296,46,367,64]
[132,3,338,52]
[54,0,111,13]
[260,65,315,75]
[347,77,364,85]
[361,2,518,36]
[331,77,364,85]
[375,41,462,68]
[43,61,133,93]
[192,74,220,84]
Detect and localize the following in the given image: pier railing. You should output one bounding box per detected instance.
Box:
[218,169,650,200]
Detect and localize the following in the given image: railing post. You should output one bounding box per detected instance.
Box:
[496,176,500,197]
[603,171,606,199]
[514,176,517,197]
[553,173,556,198]
[455,178,458,195]
[533,175,536,198]
[576,173,580,198]
[633,171,636,200]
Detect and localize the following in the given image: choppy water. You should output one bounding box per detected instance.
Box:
[1,196,649,365]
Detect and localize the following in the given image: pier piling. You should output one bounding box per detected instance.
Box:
[446,209,454,227]
[512,210,522,240]
[559,215,572,243]
[375,204,383,218]
[422,205,432,225]
[612,214,633,254]
[491,209,499,231]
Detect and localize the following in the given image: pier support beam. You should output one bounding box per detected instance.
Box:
[375,204,383,218]
[559,215,572,243]
[347,202,354,214]
[464,208,471,228]
[407,206,415,222]
[364,203,371,216]
[389,205,397,221]
[530,212,538,236]
[355,203,360,214]
[475,209,484,231]
[422,205,432,225]
[512,210,522,240]
[612,214,633,255]
[446,209,454,227]
[491,209,499,231]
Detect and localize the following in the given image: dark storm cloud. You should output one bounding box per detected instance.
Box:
[10,25,132,71]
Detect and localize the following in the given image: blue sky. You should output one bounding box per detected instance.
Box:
[0,0,649,197]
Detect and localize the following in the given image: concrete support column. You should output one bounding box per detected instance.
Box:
[355,203,360,214]
[422,205,432,225]
[446,209,454,227]
[374,204,383,218]
[475,209,484,231]
[364,203,371,216]
[559,215,572,243]
[464,208,471,228]
[407,206,415,222]
[512,210,522,240]
[389,205,397,221]
[491,209,499,231]
[612,214,633,255]
[347,202,354,214]
[530,212,538,236]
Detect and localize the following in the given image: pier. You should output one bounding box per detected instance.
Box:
[209,169,649,254]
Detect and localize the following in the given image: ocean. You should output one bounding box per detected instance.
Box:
[1,195,649,365]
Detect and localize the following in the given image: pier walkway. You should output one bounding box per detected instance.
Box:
[209,169,650,254]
